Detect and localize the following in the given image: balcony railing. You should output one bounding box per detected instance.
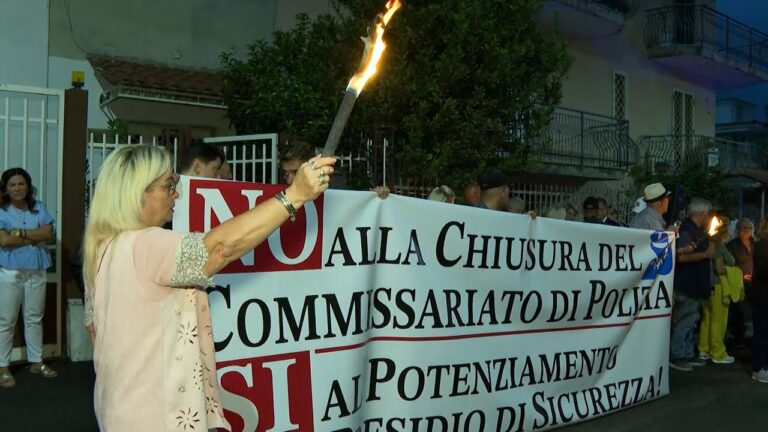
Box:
[592,0,631,15]
[531,107,639,170]
[639,135,765,174]
[552,0,632,15]
[645,5,768,73]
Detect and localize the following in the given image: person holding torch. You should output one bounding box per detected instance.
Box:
[670,198,716,372]
[83,145,335,431]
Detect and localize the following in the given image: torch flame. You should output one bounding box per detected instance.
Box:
[708,216,723,236]
[346,0,402,96]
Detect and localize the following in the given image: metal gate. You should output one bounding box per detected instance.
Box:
[0,83,65,360]
[86,133,280,208]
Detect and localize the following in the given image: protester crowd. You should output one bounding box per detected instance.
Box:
[454,168,768,384]
[1,139,765,428]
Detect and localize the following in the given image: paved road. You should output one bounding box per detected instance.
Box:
[1,349,766,431]
[567,347,768,431]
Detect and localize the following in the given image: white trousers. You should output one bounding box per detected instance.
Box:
[0,267,47,366]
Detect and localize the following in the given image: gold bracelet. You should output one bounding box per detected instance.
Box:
[274,191,297,222]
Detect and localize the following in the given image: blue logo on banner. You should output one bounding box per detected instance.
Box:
[642,231,673,280]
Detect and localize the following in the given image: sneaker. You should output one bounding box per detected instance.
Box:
[753,369,768,383]
[669,360,693,372]
[698,352,710,361]
[712,355,735,365]
[687,357,707,367]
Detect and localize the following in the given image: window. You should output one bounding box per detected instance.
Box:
[613,72,627,121]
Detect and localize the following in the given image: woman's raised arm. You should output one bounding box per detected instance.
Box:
[202,155,335,275]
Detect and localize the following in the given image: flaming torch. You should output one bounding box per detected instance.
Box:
[707,216,723,237]
[321,0,402,156]
[687,215,724,252]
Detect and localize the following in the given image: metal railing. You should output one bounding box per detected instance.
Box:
[639,134,765,174]
[203,134,278,184]
[512,182,635,225]
[591,0,631,15]
[531,106,639,169]
[85,133,280,209]
[645,4,768,72]
[553,0,632,15]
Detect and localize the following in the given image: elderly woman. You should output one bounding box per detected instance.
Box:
[726,218,754,348]
[84,145,334,430]
[0,168,57,388]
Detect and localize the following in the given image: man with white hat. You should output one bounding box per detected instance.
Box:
[629,183,671,230]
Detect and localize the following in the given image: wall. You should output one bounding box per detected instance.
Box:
[44,0,339,132]
[0,0,49,87]
[275,0,335,31]
[559,1,716,139]
[48,0,278,69]
[47,56,109,130]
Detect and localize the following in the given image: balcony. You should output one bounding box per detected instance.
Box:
[538,0,632,39]
[639,135,765,174]
[645,5,768,89]
[530,107,639,177]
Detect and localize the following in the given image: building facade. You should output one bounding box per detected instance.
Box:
[518,0,767,221]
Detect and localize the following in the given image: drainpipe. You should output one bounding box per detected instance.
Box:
[762,188,765,221]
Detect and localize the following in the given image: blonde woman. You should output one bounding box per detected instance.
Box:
[84,145,334,431]
[427,185,455,203]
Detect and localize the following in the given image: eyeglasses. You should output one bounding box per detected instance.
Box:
[150,176,179,196]
[166,182,178,195]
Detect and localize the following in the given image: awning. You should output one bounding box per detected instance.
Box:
[89,56,230,132]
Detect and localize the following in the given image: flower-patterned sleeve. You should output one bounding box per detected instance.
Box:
[133,227,214,288]
[83,285,94,327]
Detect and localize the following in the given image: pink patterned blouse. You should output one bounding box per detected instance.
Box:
[89,227,230,431]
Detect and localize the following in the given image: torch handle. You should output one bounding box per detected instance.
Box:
[321,90,358,157]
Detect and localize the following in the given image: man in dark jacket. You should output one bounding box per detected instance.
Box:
[671,198,716,372]
[597,197,621,226]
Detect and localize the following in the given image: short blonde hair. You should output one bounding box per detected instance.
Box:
[83,145,172,289]
[427,185,455,203]
[544,206,567,219]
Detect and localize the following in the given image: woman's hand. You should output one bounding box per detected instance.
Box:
[284,156,337,207]
[372,186,390,200]
[203,155,336,275]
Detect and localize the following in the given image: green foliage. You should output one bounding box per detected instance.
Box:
[107,118,130,141]
[630,163,735,213]
[220,13,357,144]
[220,0,571,187]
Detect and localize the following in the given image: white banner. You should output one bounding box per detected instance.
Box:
[175,177,674,432]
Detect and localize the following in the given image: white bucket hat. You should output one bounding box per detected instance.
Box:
[643,183,671,203]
